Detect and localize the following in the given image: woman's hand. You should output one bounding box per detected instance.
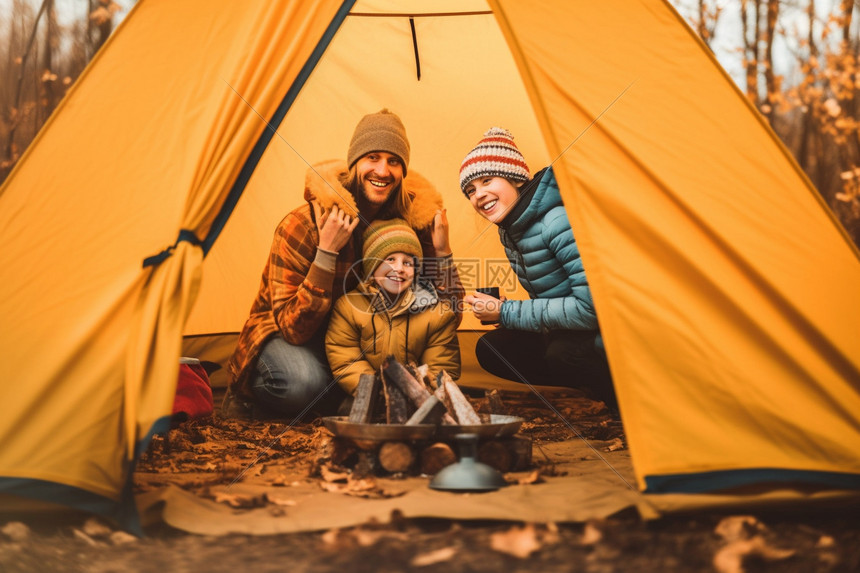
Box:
[431,208,452,257]
[314,202,359,253]
[464,291,505,324]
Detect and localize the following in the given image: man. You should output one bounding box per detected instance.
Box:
[226,109,462,417]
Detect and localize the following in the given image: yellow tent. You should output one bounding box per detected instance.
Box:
[2,0,859,530]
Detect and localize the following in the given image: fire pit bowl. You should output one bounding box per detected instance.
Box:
[321,417,437,441]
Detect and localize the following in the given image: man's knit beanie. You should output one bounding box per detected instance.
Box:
[347,109,411,175]
[361,218,423,277]
[459,127,530,195]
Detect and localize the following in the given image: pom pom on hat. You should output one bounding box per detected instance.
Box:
[361,218,423,277]
[459,127,530,195]
[347,109,411,175]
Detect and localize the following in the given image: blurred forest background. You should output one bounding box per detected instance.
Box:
[1,0,859,246]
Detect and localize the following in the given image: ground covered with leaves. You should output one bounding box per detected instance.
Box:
[2,390,859,572]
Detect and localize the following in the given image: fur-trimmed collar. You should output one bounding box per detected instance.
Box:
[303,159,442,230]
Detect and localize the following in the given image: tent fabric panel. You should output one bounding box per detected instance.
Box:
[494,0,860,490]
[644,469,860,494]
[0,479,139,534]
[1,0,859,519]
[123,0,354,457]
[185,3,546,335]
[201,0,358,256]
[0,0,350,508]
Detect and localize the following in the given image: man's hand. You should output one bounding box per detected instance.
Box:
[314,202,359,253]
[431,208,452,257]
[464,291,505,324]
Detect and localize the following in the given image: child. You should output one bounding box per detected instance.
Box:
[325,218,461,395]
[460,127,617,413]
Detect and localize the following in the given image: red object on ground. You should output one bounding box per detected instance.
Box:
[173,361,214,421]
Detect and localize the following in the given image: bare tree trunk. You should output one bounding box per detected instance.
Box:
[841,0,853,43]
[741,0,761,103]
[697,0,710,47]
[93,0,115,53]
[840,0,856,117]
[762,0,779,122]
[5,0,49,163]
[797,0,817,178]
[837,1,860,170]
[41,0,57,117]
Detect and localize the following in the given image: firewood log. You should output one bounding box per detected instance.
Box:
[507,435,533,471]
[486,389,508,415]
[381,366,410,424]
[348,372,380,423]
[431,384,458,425]
[478,440,512,473]
[382,356,431,407]
[330,438,358,466]
[419,442,456,475]
[437,370,481,425]
[415,364,434,392]
[405,395,447,425]
[353,450,377,478]
[378,441,414,473]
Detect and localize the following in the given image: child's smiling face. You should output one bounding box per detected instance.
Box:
[373,251,415,296]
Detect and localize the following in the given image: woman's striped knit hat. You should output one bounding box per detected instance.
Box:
[361,218,423,277]
[459,127,530,195]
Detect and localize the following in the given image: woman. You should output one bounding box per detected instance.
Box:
[460,127,617,412]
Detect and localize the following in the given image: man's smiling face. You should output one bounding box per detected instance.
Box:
[355,152,404,206]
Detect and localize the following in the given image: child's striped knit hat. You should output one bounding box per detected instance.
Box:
[459,127,530,195]
[361,218,423,277]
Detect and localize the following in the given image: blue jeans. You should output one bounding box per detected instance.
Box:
[251,334,342,417]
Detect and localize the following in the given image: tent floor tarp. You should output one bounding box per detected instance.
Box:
[135,438,860,536]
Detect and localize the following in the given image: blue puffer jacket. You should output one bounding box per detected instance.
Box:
[498,166,599,333]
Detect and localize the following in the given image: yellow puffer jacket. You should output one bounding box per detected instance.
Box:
[325,279,460,394]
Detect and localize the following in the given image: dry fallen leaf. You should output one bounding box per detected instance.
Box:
[212,491,267,509]
[1,522,31,542]
[713,536,795,573]
[410,546,458,567]
[347,476,378,492]
[267,474,293,486]
[604,437,624,452]
[319,481,345,493]
[82,518,112,538]
[109,531,138,545]
[490,524,542,559]
[320,466,350,483]
[581,521,603,545]
[542,522,561,545]
[353,529,386,547]
[714,515,763,542]
[517,469,544,485]
[73,529,101,547]
[320,529,340,545]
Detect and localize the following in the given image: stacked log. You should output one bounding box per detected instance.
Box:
[328,357,532,476]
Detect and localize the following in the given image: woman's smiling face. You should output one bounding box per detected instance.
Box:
[464,176,520,225]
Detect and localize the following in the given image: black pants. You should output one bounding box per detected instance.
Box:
[475,329,617,412]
